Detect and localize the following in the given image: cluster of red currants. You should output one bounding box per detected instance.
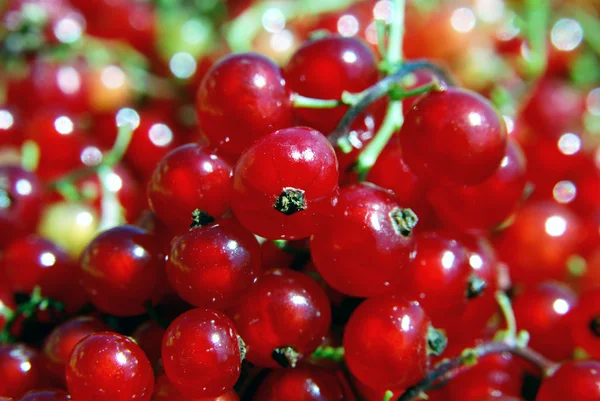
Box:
[1,0,600,401]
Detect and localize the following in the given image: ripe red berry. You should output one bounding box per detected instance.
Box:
[253,367,346,401]
[167,216,261,309]
[536,361,600,401]
[493,201,584,286]
[80,225,164,316]
[571,287,600,360]
[66,332,154,401]
[131,320,166,369]
[17,389,70,401]
[162,308,242,398]
[231,268,331,368]
[0,166,44,248]
[428,139,527,230]
[231,126,339,240]
[512,281,577,360]
[153,374,239,401]
[399,87,507,185]
[196,53,294,157]
[285,36,379,133]
[42,316,108,384]
[343,296,445,389]
[0,344,42,398]
[3,235,80,307]
[148,143,233,233]
[395,231,473,328]
[310,183,416,297]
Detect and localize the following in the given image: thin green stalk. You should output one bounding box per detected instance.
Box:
[387,0,405,67]
[571,7,600,56]
[355,100,402,180]
[293,94,343,109]
[522,0,549,78]
[20,140,40,172]
[97,165,125,232]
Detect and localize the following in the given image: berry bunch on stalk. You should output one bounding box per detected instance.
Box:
[0,0,600,400]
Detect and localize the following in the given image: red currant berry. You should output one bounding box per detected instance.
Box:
[343,296,446,389]
[80,225,163,316]
[536,361,600,401]
[0,166,44,248]
[0,344,42,398]
[42,316,108,384]
[253,367,345,401]
[66,332,154,401]
[132,320,166,368]
[231,126,339,240]
[167,215,261,309]
[153,374,239,401]
[0,275,16,332]
[512,281,577,360]
[428,139,527,230]
[522,78,585,139]
[366,136,434,227]
[16,389,70,401]
[196,53,294,157]
[395,231,473,328]
[285,36,379,133]
[148,143,233,233]
[311,183,416,297]
[493,201,584,286]
[571,287,600,359]
[399,87,507,185]
[125,112,181,178]
[231,268,331,368]
[3,235,79,304]
[162,308,242,398]
[444,352,523,401]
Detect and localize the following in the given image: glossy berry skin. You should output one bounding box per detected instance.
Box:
[399,88,507,185]
[132,320,166,368]
[571,288,600,359]
[153,374,240,401]
[536,361,600,401]
[428,139,527,230]
[343,296,433,389]
[167,217,261,309]
[125,112,181,178]
[42,316,108,384]
[493,201,584,286]
[512,282,577,360]
[0,166,44,247]
[66,332,154,401]
[17,389,70,401]
[197,53,294,157]
[252,367,345,401]
[80,225,163,316]
[148,143,233,233]
[231,127,339,240]
[285,36,379,133]
[366,136,434,227]
[0,344,41,398]
[231,268,331,368]
[311,183,415,297]
[3,235,79,305]
[396,231,473,328]
[162,308,242,398]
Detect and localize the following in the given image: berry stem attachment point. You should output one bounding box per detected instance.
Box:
[274,187,307,215]
[272,346,301,368]
[311,345,345,362]
[190,209,216,228]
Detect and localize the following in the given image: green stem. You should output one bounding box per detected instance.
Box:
[311,345,345,362]
[102,124,135,167]
[522,0,549,78]
[293,94,343,109]
[20,140,40,172]
[493,291,518,341]
[96,165,124,232]
[382,390,394,401]
[571,7,600,56]
[355,100,403,180]
[387,0,405,67]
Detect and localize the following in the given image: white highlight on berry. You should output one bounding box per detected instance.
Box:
[557,133,581,155]
[451,8,476,33]
[149,123,174,147]
[116,108,141,130]
[545,216,567,237]
[553,181,577,204]
[101,65,126,89]
[40,252,56,267]
[57,66,82,95]
[54,116,74,135]
[0,110,14,130]
[441,251,456,270]
[552,298,570,315]
[170,52,197,79]
[15,179,32,196]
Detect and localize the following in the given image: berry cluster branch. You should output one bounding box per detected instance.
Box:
[521,0,550,78]
[0,286,64,343]
[394,292,559,401]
